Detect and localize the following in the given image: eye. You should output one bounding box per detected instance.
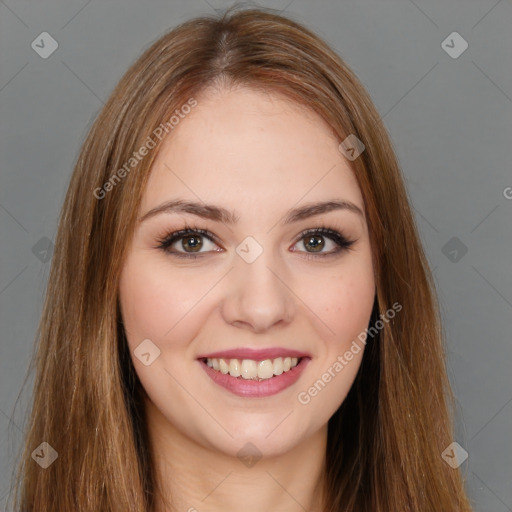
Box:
[291,227,356,259]
[155,224,356,259]
[155,225,221,259]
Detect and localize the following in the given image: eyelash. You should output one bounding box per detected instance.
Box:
[155,223,356,260]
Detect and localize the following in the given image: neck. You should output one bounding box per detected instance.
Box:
[145,398,327,512]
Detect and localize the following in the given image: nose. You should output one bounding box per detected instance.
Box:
[220,252,295,333]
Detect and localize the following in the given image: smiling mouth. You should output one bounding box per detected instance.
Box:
[200,356,304,381]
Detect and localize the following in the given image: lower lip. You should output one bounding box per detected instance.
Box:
[198,357,311,398]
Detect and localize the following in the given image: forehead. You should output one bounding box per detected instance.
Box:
[141,86,364,221]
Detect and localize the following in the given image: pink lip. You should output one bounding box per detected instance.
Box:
[198,357,311,398]
[196,347,311,360]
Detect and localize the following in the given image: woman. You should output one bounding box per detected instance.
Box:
[11,6,473,511]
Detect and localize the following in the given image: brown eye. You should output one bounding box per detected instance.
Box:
[303,234,325,252]
[156,228,220,258]
[181,235,203,252]
[292,228,356,257]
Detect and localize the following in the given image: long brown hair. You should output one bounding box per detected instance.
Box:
[10,6,473,511]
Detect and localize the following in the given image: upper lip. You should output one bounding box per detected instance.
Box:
[197,347,312,361]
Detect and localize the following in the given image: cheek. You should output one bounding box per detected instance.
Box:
[308,256,375,349]
[294,257,375,422]
[118,253,205,349]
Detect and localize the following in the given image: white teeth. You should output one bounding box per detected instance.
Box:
[241,359,257,379]
[219,359,229,374]
[273,357,284,375]
[228,359,241,377]
[205,356,302,380]
[257,359,274,379]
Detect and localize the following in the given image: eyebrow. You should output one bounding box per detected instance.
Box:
[138,199,364,225]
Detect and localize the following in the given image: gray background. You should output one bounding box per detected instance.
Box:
[0,0,511,510]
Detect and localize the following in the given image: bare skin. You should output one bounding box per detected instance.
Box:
[119,85,375,512]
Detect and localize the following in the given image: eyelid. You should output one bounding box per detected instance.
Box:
[293,226,353,246]
[154,225,221,256]
[155,224,356,258]
[291,227,356,258]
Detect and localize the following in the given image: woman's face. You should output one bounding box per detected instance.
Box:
[118,86,375,458]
